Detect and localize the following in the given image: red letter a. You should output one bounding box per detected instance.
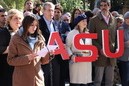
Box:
[48,32,69,60]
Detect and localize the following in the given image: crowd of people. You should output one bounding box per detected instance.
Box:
[0,0,129,86]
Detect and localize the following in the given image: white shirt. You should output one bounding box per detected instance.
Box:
[101,13,110,24]
[43,16,55,32]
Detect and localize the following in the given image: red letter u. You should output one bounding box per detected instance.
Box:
[102,30,124,58]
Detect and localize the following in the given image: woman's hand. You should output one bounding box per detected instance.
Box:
[49,50,55,57]
[70,55,76,62]
[28,53,38,61]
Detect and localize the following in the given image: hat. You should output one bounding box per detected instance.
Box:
[73,14,87,27]
[124,11,129,19]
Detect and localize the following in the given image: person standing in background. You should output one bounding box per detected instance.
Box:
[6,9,23,36]
[24,0,34,13]
[61,13,71,24]
[0,8,13,86]
[53,4,71,86]
[33,3,42,16]
[66,14,92,86]
[70,8,82,30]
[39,2,60,86]
[117,11,129,86]
[53,4,71,43]
[88,0,117,86]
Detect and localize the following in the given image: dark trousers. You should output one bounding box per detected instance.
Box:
[42,56,60,86]
[70,83,88,86]
[118,60,129,86]
[0,55,13,86]
[59,58,70,86]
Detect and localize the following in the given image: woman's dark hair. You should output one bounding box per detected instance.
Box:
[22,15,39,38]
[71,8,82,23]
[22,14,45,49]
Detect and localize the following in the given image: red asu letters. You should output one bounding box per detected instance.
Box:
[48,30,124,62]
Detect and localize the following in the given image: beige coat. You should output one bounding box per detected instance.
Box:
[7,33,49,86]
[66,29,92,84]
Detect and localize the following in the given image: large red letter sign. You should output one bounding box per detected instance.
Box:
[74,33,98,62]
[102,30,124,58]
[48,32,69,60]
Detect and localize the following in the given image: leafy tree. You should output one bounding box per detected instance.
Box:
[0,0,15,10]
[87,0,129,13]
[0,0,25,11]
[59,0,83,12]
[15,0,24,10]
[1,0,129,13]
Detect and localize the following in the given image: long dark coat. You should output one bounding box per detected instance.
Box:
[0,27,13,86]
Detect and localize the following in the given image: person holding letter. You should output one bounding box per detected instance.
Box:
[66,14,92,86]
[117,11,129,86]
[7,14,50,86]
[39,2,61,86]
[88,0,117,86]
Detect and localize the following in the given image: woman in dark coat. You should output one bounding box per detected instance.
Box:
[0,8,13,86]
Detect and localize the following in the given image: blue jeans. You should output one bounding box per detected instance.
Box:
[118,60,129,86]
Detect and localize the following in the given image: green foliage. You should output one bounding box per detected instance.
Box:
[59,0,83,12]
[15,0,24,10]
[0,0,25,11]
[0,0,14,10]
[1,0,129,13]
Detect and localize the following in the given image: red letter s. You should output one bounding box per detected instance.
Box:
[74,33,98,62]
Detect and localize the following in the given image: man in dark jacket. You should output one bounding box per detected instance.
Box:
[0,8,13,86]
[53,4,71,86]
[88,0,116,86]
[39,2,60,86]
